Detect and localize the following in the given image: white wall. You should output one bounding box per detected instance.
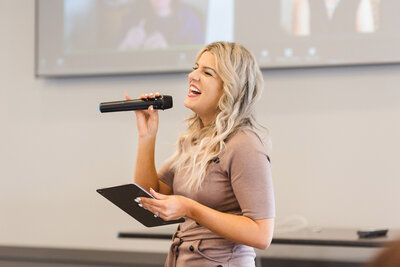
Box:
[1,0,399,253]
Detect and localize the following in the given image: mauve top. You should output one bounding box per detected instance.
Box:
[158,129,275,267]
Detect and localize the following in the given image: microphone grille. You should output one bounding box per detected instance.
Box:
[161,95,173,109]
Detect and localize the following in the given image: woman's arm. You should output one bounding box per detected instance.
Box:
[126,92,172,195]
[141,189,274,250]
[135,136,172,195]
[187,198,274,249]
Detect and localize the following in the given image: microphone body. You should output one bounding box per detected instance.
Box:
[100,95,173,113]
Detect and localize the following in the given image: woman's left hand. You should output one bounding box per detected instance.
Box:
[138,189,191,221]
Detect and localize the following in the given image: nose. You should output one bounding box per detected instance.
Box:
[188,68,200,82]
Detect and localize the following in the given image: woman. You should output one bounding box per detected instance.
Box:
[127,42,275,266]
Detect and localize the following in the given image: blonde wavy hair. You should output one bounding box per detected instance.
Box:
[166,42,265,192]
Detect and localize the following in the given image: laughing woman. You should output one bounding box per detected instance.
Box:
[128,42,275,267]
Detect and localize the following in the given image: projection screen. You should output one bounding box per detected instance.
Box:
[36,0,400,77]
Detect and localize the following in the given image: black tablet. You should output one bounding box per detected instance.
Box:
[97,183,185,227]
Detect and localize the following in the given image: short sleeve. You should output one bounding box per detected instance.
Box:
[158,161,175,187]
[227,131,275,220]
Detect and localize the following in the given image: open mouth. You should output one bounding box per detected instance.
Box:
[189,85,201,95]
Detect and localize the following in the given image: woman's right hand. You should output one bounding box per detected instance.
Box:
[125,92,159,139]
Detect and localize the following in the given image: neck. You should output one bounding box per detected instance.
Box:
[200,116,215,127]
[199,111,219,127]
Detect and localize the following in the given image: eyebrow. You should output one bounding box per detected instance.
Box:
[194,63,218,75]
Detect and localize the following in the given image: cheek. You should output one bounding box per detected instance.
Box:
[211,84,224,106]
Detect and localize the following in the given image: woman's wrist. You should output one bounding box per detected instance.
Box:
[182,196,197,220]
[138,134,156,144]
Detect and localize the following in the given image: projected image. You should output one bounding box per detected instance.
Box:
[118,0,205,50]
[37,0,400,76]
[64,0,233,53]
[281,0,380,36]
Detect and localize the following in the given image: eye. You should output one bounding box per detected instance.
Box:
[204,71,212,77]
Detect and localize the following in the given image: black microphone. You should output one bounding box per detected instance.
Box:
[99,95,173,113]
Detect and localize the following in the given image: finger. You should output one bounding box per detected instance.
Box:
[148,106,159,123]
[141,93,153,99]
[125,93,131,100]
[150,188,167,200]
[155,92,160,97]
[140,197,163,209]
[141,202,162,216]
[150,106,159,122]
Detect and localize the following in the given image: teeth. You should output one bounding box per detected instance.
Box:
[190,86,201,94]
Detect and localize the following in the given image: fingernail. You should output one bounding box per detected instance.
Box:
[144,94,148,97]
[134,197,141,203]
[150,187,155,192]
[155,92,160,95]
[138,203,143,208]
[150,106,153,111]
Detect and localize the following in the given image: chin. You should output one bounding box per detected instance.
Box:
[184,97,195,109]
[184,100,199,115]
[183,98,190,109]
